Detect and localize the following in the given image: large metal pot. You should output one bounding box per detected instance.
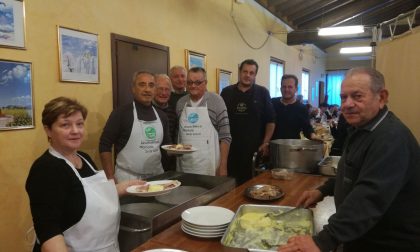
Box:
[270,139,323,173]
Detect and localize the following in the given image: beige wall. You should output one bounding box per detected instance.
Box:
[376,27,420,142]
[0,0,325,250]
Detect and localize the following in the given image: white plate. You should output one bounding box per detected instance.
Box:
[182,223,227,234]
[182,220,228,230]
[161,145,197,154]
[143,249,187,252]
[126,180,181,197]
[181,224,225,238]
[181,206,234,226]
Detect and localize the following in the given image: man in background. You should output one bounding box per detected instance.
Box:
[153,74,178,171]
[153,74,177,143]
[271,74,318,140]
[176,67,231,176]
[221,59,275,185]
[168,66,188,109]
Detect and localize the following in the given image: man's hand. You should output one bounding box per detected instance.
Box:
[296,189,324,208]
[278,235,320,252]
[258,142,270,156]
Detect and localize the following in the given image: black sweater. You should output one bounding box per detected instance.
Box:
[315,107,420,252]
[26,151,96,251]
[271,98,314,139]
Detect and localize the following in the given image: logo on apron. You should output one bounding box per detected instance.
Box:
[236,102,248,113]
[187,113,199,124]
[144,126,156,139]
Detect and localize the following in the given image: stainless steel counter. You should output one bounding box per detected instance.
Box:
[118,171,236,252]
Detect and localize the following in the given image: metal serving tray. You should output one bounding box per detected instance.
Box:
[221,204,314,252]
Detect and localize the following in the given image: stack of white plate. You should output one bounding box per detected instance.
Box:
[181,206,235,238]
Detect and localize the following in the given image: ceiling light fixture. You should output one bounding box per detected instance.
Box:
[340,46,372,54]
[318,25,364,36]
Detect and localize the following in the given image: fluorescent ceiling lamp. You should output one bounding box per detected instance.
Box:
[318,25,364,36]
[340,46,372,54]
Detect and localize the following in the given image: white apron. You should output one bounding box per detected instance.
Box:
[48,147,120,252]
[115,103,164,181]
[177,102,220,175]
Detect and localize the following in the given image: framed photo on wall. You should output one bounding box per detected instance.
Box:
[0,59,34,130]
[185,49,206,70]
[0,0,26,49]
[216,68,232,94]
[58,26,99,83]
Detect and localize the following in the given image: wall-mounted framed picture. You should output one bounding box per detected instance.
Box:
[0,0,26,49]
[58,26,99,83]
[0,59,34,131]
[216,68,232,94]
[185,49,206,70]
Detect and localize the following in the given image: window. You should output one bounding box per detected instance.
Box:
[269,58,284,98]
[301,69,310,101]
[326,70,347,105]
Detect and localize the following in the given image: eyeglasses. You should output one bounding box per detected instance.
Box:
[187,80,206,86]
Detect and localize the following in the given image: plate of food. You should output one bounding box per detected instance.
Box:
[161,144,197,154]
[126,180,181,197]
[245,184,285,201]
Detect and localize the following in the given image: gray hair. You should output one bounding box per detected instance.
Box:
[346,67,385,93]
[155,74,172,89]
[131,71,155,86]
[169,66,187,78]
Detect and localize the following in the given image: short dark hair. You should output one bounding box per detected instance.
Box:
[188,67,207,79]
[42,97,87,128]
[239,59,259,74]
[281,74,298,88]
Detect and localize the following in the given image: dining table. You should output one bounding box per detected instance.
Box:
[132,171,330,252]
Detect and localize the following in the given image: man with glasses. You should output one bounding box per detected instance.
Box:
[221,59,275,185]
[176,67,231,176]
[99,71,171,182]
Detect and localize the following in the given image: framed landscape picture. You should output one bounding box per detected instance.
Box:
[0,59,34,130]
[0,0,26,49]
[216,68,232,94]
[185,49,206,70]
[58,26,99,83]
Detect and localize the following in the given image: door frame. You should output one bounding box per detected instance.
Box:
[110,33,170,109]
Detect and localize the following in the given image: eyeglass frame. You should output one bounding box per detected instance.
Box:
[186,79,207,86]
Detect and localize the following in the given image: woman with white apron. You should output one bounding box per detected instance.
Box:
[50,148,120,252]
[177,103,220,175]
[115,103,164,181]
[26,97,145,252]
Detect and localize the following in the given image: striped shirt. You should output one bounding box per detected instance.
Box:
[176,92,231,144]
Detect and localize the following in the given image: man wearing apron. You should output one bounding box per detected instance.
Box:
[221,59,275,185]
[100,71,171,182]
[176,67,231,176]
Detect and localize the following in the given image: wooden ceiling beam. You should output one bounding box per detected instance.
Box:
[299,0,394,29]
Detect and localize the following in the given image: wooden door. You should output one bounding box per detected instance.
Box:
[111,34,170,108]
